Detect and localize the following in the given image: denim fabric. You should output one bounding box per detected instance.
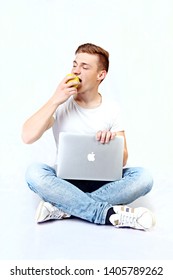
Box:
[25,163,153,224]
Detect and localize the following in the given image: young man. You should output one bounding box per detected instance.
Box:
[22,43,155,231]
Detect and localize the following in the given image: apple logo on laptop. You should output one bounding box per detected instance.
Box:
[87,152,95,162]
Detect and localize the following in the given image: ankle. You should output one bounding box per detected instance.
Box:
[105,207,115,225]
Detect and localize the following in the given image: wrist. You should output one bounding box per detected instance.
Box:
[49,94,61,108]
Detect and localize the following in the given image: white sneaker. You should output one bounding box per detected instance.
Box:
[109,205,156,231]
[36,201,71,223]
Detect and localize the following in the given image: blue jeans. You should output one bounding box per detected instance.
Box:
[25,163,153,224]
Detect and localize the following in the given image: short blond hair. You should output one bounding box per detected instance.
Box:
[75,43,109,72]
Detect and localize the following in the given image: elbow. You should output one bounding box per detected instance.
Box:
[123,149,128,167]
[123,159,127,167]
[21,126,35,144]
[21,132,33,144]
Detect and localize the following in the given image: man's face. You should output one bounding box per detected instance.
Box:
[71,52,103,93]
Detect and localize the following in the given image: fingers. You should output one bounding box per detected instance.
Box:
[67,85,78,95]
[53,76,78,106]
[96,130,116,144]
[61,75,79,95]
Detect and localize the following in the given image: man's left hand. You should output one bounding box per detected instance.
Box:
[96,130,116,144]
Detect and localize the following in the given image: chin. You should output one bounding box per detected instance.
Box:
[77,87,84,94]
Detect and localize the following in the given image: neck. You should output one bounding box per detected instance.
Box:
[74,92,102,109]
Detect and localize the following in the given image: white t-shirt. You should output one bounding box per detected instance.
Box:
[53,96,124,148]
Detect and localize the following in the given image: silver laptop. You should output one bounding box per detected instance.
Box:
[56,132,124,181]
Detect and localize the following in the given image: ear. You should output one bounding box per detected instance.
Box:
[97,70,107,82]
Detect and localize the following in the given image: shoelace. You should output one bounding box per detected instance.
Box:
[49,208,66,219]
[119,212,137,227]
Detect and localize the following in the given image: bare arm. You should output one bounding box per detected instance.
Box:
[96,130,128,166]
[22,75,79,144]
[21,99,56,144]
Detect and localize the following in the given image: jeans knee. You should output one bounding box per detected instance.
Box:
[25,162,48,185]
[139,167,154,194]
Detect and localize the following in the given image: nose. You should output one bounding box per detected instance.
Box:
[72,66,81,75]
